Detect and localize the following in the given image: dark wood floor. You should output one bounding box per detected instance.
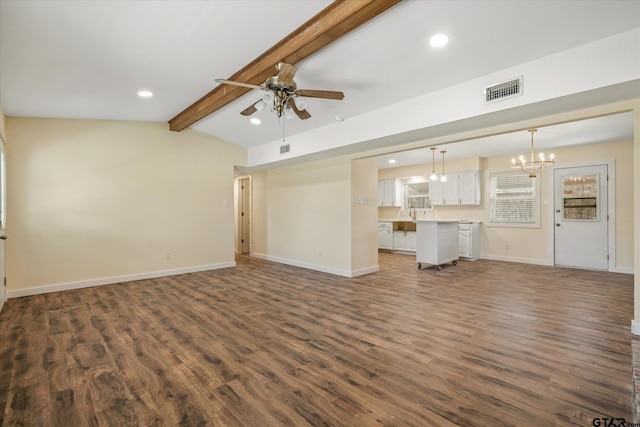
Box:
[0,252,635,426]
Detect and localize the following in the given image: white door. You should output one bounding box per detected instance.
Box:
[554,165,608,270]
[240,178,251,254]
[0,143,6,311]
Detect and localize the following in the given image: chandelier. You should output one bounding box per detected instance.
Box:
[511,129,555,178]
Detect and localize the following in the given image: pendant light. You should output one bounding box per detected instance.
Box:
[429,147,438,181]
[440,150,447,182]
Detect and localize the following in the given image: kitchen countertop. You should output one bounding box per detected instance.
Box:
[413,219,462,223]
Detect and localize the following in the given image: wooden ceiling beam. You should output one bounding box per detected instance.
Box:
[168,0,401,132]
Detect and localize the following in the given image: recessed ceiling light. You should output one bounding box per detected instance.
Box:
[388,159,396,164]
[250,118,261,125]
[430,33,448,48]
[137,90,153,98]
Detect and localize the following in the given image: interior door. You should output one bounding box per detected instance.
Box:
[554,165,608,270]
[240,178,251,254]
[0,142,6,311]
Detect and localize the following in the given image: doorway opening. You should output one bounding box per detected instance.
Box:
[236,177,251,255]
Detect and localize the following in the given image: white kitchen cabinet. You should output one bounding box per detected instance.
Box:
[431,171,481,206]
[393,230,416,252]
[378,222,393,250]
[378,179,397,207]
[458,221,481,260]
[458,171,481,205]
[415,220,459,270]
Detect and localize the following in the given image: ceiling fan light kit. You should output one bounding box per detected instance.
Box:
[215,62,344,121]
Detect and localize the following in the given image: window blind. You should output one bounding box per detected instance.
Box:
[490,173,536,224]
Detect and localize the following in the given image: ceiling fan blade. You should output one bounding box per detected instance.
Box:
[215,79,264,90]
[287,98,311,120]
[296,89,344,100]
[276,63,297,87]
[240,101,259,116]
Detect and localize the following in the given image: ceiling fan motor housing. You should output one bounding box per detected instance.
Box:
[265,76,297,93]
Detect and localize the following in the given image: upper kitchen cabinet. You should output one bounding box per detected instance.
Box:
[378,179,398,207]
[431,171,481,206]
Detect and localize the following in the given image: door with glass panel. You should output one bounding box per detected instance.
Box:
[554,165,608,270]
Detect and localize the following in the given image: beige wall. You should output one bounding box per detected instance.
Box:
[6,117,246,295]
[252,156,378,277]
[378,140,635,271]
[350,157,379,275]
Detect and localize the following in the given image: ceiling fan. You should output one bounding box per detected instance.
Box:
[215,62,344,120]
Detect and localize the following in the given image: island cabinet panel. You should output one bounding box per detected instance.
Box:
[414,220,459,270]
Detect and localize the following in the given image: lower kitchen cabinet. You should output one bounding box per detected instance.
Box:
[393,230,416,252]
[458,222,481,260]
[378,222,393,250]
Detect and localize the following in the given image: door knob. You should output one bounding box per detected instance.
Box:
[556,223,561,227]
[555,209,561,213]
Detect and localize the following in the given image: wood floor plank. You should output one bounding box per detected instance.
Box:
[0,253,635,425]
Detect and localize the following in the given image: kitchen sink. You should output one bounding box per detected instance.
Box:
[393,221,416,232]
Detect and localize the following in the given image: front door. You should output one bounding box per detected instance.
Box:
[554,165,608,270]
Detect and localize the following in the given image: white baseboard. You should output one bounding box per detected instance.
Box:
[7,261,236,299]
[610,266,634,275]
[351,266,380,277]
[632,320,640,336]
[251,252,378,278]
[483,254,634,274]
[480,254,554,266]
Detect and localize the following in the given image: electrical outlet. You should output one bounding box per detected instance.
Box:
[166,252,171,260]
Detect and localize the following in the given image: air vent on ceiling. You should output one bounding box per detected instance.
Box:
[280,144,290,155]
[484,76,523,103]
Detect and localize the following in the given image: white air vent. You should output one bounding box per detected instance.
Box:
[484,76,523,103]
[280,144,290,155]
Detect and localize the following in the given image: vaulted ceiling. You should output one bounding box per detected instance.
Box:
[1,1,639,168]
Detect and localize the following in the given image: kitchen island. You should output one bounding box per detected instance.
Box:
[413,219,460,270]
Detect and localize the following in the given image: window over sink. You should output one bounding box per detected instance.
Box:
[400,176,432,211]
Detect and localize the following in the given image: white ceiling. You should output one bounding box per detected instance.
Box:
[1,0,639,168]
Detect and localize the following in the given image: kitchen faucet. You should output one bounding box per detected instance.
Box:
[409,205,416,220]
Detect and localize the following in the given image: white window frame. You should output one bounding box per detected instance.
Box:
[487,170,540,228]
[399,176,433,212]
